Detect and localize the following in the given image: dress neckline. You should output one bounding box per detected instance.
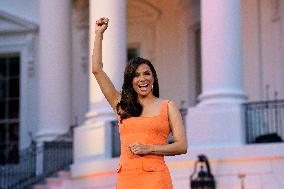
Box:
[137,100,167,118]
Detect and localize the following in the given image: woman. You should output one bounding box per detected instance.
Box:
[92,17,187,189]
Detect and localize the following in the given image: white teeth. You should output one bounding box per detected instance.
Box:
[139,84,148,87]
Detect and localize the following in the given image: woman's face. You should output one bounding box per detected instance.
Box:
[132,64,154,97]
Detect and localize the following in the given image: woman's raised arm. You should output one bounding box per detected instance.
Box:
[92,17,121,110]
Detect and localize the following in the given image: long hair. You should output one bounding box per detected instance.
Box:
[116,57,159,122]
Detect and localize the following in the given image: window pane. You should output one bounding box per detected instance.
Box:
[8,99,19,119]
[0,79,6,100]
[8,144,19,163]
[9,57,20,76]
[0,58,6,77]
[127,48,140,62]
[0,55,20,165]
[9,122,19,142]
[0,143,6,164]
[8,123,19,164]
[0,124,6,143]
[0,124,7,164]
[9,78,19,97]
[0,100,5,119]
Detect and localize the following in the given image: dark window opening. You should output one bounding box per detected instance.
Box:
[0,54,20,165]
[127,48,140,62]
[194,27,202,104]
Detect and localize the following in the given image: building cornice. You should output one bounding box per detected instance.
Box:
[127,0,161,23]
[0,9,38,34]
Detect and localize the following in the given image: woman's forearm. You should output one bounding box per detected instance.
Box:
[92,33,104,74]
[149,142,187,156]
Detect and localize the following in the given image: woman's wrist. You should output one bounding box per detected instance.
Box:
[95,32,104,39]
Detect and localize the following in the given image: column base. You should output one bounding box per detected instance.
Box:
[198,89,247,106]
[73,120,114,163]
[36,128,69,142]
[186,103,245,148]
[72,101,117,176]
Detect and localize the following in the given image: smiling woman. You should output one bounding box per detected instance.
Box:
[133,64,154,95]
[116,57,159,122]
[92,17,187,189]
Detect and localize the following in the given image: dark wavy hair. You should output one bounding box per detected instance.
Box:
[116,57,159,122]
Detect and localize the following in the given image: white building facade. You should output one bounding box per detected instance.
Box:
[0,0,284,188]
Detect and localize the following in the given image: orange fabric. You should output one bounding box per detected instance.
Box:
[116,100,173,189]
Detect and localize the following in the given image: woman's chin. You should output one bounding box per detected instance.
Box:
[137,91,152,97]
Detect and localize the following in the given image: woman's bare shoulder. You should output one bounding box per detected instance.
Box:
[156,98,175,105]
[154,98,168,105]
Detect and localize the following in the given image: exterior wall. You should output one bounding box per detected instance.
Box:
[242,0,262,101]
[168,143,284,189]
[0,32,38,149]
[71,5,89,126]
[0,0,39,23]
[242,0,284,101]
[2,0,283,147]
[1,0,284,143]
[0,0,39,148]
[1,0,284,188]
[127,0,194,107]
[186,0,202,106]
[0,0,90,144]
[70,143,284,189]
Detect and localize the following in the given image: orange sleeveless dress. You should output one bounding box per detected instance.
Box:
[116,100,173,189]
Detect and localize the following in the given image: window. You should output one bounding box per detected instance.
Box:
[127,48,140,62]
[0,54,20,164]
[194,27,202,103]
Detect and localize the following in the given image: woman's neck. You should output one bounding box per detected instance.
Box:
[137,95,157,106]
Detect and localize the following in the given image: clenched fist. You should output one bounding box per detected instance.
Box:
[95,17,109,35]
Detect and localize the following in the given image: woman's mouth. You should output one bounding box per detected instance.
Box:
[138,83,149,92]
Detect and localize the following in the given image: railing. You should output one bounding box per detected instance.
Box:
[0,143,37,189]
[0,141,20,165]
[0,128,74,189]
[43,141,72,177]
[244,100,284,144]
[111,121,120,158]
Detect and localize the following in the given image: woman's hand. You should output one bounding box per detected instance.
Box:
[129,142,151,155]
[95,17,109,35]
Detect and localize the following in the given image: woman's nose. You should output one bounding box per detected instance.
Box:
[138,75,145,82]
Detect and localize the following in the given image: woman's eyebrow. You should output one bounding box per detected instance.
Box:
[143,70,151,73]
[135,70,150,73]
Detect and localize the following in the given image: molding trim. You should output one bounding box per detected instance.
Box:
[127,0,161,23]
[72,0,89,29]
[0,9,38,34]
[271,0,280,22]
[25,34,36,78]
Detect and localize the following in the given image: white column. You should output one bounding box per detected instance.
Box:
[72,0,126,176]
[88,0,126,118]
[186,0,246,148]
[198,0,246,105]
[37,0,71,141]
[280,1,284,99]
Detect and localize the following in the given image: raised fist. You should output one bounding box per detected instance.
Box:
[95,17,109,34]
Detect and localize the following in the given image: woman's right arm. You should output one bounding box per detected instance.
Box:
[92,17,121,110]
